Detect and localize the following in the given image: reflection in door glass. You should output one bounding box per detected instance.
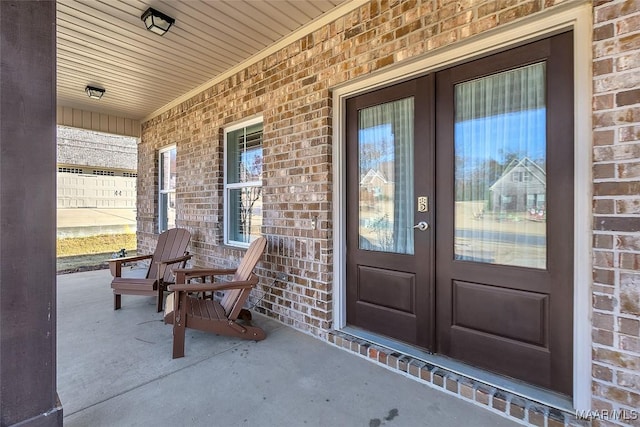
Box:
[358,98,414,255]
[454,63,547,269]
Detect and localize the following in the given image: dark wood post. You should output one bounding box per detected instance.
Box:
[0,1,63,425]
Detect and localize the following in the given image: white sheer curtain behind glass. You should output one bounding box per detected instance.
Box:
[454,62,547,269]
[358,97,414,255]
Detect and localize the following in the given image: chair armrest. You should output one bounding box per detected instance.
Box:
[156,254,192,267]
[155,254,192,281]
[108,254,153,277]
[172,267,237,284]
[172,267,237,276]
[107,254,153,263]
[168,278,257,293]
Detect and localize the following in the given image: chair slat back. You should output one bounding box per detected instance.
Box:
[220,236,267,316]
[148,228,191,282]
[225,274,259,320]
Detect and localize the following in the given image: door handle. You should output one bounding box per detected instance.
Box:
[413,221,429,231]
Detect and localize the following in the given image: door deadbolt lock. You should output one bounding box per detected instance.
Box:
[413,221,429,231]
[417,196,428,212]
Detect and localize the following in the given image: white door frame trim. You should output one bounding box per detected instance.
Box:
[331,1,592,411]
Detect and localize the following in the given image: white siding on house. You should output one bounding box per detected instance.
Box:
[57,174,136,208]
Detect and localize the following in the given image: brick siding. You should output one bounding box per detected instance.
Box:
[592,1,640,425]
[138,0,640,425]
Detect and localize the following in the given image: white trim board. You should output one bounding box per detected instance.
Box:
[332,1,592,412]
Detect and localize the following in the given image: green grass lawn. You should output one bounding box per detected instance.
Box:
[57,233,136,257]
[56,233,138,273]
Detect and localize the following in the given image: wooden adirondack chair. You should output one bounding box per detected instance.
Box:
[164,236,267,359]
[109,228,191,312]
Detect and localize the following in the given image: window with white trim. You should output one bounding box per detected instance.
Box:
[224,118,263,247]
[159,145,176,233]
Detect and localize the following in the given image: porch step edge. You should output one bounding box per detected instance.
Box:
[327,330,591,427]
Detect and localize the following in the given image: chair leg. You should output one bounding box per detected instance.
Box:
[157,287,164,312]
[114,294,121,310]
[244,324,266,341]
[173,319,186,359]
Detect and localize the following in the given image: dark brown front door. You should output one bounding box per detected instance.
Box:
[435,32,574,395]
[346,76,434,349]
[346,32,574,395]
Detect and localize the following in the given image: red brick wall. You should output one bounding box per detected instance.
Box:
[592,0,640,419]
[139,0,640,419]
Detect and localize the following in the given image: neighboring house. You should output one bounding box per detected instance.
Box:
[360,168,391,202]
[489,157,546,214]
[57,126,137,209]
[360,168,390,188]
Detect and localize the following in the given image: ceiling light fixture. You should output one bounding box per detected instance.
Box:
[85,85,105,100]
[141,7,175,36]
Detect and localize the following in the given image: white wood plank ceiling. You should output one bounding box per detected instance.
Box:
[56,0,350,121]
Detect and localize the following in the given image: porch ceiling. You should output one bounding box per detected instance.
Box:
[56,0,348,122]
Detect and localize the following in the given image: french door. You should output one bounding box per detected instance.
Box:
[346,32,574,395]
[346,75,434,349]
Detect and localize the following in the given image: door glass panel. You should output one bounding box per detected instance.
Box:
[454,62,547,269]
[358,98,414,255]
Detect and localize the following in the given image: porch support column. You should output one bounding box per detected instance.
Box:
[0,1,62,426]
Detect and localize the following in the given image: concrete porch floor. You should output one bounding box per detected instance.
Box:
[57,269,519,426]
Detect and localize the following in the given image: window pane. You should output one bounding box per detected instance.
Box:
[160,148,176,191]
[159,147,176,233]
[227,123,263,184]
[228,187,262,244]
[160,192,175,231]
[358,97,414,255]
[454,62,547,269]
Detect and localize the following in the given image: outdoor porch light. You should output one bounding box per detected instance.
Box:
[85,85,105,100]
[141,7,175,36]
